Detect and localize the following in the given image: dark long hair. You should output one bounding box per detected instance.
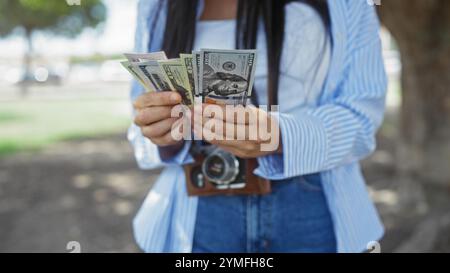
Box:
[159,0,329,105]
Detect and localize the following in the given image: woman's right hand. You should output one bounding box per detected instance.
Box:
[133,91,183,147]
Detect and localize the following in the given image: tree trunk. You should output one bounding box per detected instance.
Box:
[399,42,450,185]
[378,0,450,186]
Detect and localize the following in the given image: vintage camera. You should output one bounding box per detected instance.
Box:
[184,143,271,196]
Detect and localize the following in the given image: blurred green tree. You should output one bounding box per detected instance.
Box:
[378,1,450,187]
[0,0,106,95]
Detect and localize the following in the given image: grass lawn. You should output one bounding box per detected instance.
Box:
[0,98,131,156]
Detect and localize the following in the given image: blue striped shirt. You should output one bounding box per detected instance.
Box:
[129,0,387,253]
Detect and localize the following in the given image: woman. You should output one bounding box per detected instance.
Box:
[130,0,387,253]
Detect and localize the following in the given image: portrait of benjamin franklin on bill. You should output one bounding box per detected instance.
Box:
[202,63,249,97]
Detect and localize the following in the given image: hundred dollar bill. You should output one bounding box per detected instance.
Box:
[130,63,158,91]
[192,51,201,98]
[199,49,257,105]
[124,52,168,91]
[180,54,196,96]
[120,61,154,91]
[124,51,167,63]
[158,59,194,106]
[134,60,172,91]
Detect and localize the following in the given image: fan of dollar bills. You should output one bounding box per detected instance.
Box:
[120,49,257,106]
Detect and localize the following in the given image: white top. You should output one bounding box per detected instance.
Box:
[193,4,331,112]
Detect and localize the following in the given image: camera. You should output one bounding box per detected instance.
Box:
[184,142,271,196]
[199,147,245,190]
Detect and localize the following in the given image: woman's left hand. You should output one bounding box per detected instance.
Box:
[192,103,282,159]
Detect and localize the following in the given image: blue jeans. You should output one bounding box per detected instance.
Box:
[192,174,337,253]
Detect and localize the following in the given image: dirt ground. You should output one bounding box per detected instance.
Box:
[0,133,449,253]
[0,134,155,252]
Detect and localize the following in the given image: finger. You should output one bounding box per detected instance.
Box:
[210,139,258,159]
[196,115,256,141]
[195,103,259,125]
[134,106,173,126]
[141,117,180,138]
[209,139,256,150]
[194,122,256,147]
[150,131,181,147]
[134,91,181,109]
[214,144,254,159]
[192,125,241,150]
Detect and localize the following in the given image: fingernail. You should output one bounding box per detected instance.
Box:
[171,93,179,103]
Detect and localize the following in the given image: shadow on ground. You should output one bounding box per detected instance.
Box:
[0,133,449,252]
[0,133,158,253]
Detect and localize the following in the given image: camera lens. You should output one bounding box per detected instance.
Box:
[202,150,239,185]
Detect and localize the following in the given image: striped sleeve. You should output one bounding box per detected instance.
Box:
[128,122,193,170]
[255,3,387,180]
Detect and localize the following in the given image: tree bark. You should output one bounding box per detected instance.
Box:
[378,0,450,185]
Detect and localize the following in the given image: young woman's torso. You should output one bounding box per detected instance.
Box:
[191,1,336,253]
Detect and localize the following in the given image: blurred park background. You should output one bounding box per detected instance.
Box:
[0,0,449,253]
